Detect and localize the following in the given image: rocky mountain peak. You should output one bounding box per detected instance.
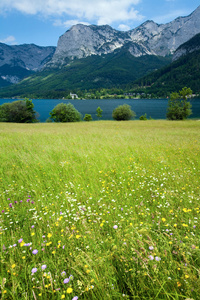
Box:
[46,5,200,68]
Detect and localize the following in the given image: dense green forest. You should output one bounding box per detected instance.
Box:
[0,49,171,98]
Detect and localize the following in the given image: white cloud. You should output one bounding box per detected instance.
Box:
[0,35,16,44]
[0,0,143,25]
[118,24,131,31]
[53,19,90,28]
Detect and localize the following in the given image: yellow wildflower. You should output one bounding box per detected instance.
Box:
[67,288,73,294]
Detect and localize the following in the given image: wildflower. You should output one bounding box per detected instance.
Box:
[66,287,73,294]
[47,233,52,238]
[9,203,13,208]
[12,264,16,269]
[32,249,38,255]
[72,297,78,300]
[149,246,154,250]
[61,271,66,277]
[113,225,118,229]
[61,295,65,299]
[148,255,154,260]
[162,218,166,222]
[18,238,23,243]
[69,275,74,280]
[41,265,47,270]
[31,225,35,228]
[177,281,181,287]
[2,210,5,213]
[155,256,161,261]
[31,268,37,274]
[63,278,69,284]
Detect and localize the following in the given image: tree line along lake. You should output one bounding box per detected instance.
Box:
[0,98,200,122]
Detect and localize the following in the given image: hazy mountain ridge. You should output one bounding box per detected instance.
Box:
[0,43,56,85]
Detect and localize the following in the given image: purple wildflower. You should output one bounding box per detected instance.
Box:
[155,256,161,261]
[149,255,154,260]
[193,225,196,229]
[69,275,74,280]
[72,297,78,300]
[20,200,23,203]
[113,225,118,229]
[63,278,69,284]
[27,199,30,202]
[32,249,38,255]
[9,203,13,208]
[18,238,23,243]
[149,246,154,250]
[31,225,35,228]
[61,271,66,277]
[14,201,17,204]
[31,268,37,274]
[2,210,5,213]
[31,201,34,204]
[41,265,47,270]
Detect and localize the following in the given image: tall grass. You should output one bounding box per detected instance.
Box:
[0,120,200,299]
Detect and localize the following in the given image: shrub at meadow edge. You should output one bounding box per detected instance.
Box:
[50,103,82,122]
[0,98,38,123]
[83,114,93,121]
[112,104,136,121]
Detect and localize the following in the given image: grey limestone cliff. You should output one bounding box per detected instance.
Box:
[47,5,200,68]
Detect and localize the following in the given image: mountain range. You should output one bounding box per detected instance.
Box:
[0,5,200,96]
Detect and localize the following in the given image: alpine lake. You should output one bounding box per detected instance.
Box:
[0,98,200,122]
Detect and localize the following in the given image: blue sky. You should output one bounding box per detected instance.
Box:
[0,0,199,46]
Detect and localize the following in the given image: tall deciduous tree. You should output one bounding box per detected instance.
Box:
[0,98,37,123]
[166,87,192,120]
[96,106,103,120]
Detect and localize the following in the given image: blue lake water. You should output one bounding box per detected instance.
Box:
[0,98,200,122]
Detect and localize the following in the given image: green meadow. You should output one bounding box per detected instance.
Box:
[0,120,200,300]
